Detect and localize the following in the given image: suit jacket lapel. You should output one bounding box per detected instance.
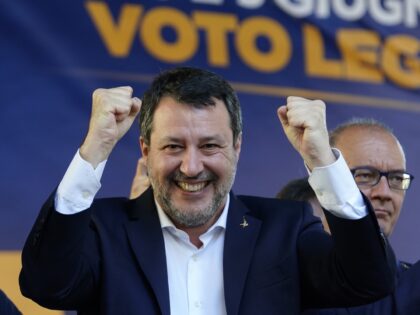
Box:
[223,193,262,315]
[124,188,170,315]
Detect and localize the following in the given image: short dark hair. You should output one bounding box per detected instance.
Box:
[276,177,315,202]
[329,117,394,147]
[139,67,242,145]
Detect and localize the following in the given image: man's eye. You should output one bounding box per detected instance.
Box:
[202,143,219,150]
[355,172,374,182]
[389,174,404,183]
[164,144,182,151]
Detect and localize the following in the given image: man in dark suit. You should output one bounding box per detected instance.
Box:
[279,119,419,315]
[324,118,418,315]
[20,67,396,314]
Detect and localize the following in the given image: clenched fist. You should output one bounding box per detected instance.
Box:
[80,86,141,168]
[278,96,335,170]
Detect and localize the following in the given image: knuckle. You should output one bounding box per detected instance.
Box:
[92,88,104,99]
[314,100,326,108]
[118,86,133,95]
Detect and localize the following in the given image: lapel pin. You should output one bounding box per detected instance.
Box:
[240,216,248,228]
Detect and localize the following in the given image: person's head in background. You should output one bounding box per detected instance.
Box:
[129,157,150,199]
[277,177,330,234]
[330,118,414,237]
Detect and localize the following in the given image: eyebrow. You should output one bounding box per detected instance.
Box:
[352,165,407,173]
[199,135,226,143]
[158,135,227,145]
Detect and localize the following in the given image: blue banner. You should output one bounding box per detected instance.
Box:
[2,1,420,312]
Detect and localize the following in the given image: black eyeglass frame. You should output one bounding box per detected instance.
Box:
[350,166,414,191]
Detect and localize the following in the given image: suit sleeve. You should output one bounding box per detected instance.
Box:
[302,262,420,315]
[392,261,420,315]
[298,194,397,309]
[19,192,100,310]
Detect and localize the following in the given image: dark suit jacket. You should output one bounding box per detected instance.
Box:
[20,189,395,314]
[302,261,420,315]
[0,290,21,315]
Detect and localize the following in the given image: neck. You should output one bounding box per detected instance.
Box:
[176,207,224,248]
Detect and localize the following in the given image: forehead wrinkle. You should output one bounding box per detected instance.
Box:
[156,134,228,146]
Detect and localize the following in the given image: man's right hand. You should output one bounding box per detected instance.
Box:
[80,86,141,168]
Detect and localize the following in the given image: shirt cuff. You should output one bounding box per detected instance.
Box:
[55,150,106,214]
[308,148,367,219]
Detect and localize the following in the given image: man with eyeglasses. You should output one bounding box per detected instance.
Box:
[302,118,419,315]
[330,118,413,238]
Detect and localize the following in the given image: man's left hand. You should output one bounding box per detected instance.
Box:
[278,96,336,170]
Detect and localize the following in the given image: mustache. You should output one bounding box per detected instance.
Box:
[170,169,217,182]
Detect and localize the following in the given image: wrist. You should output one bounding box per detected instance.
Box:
[80,137,113,168]
[306,149,336,170]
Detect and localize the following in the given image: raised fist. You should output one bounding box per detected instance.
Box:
[80,86,141,167]
[277,96,335,170]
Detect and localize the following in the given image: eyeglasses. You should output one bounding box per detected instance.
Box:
[351,167,414,191]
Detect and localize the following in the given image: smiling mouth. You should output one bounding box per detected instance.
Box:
[176,181,209,192]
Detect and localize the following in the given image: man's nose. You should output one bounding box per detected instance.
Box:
[180,148,204,177]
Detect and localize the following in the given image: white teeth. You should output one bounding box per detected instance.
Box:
[178,182,206,192]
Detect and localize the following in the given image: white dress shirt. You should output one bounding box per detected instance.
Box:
[156,196,228,315]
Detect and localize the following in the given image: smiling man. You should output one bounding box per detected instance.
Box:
[140,96,240,246]
[20,67,396,314]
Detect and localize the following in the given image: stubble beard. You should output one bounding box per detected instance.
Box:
[149,167,237,228]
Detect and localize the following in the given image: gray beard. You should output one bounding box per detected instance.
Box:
[150,168,236,228]
[158,185,225,227]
